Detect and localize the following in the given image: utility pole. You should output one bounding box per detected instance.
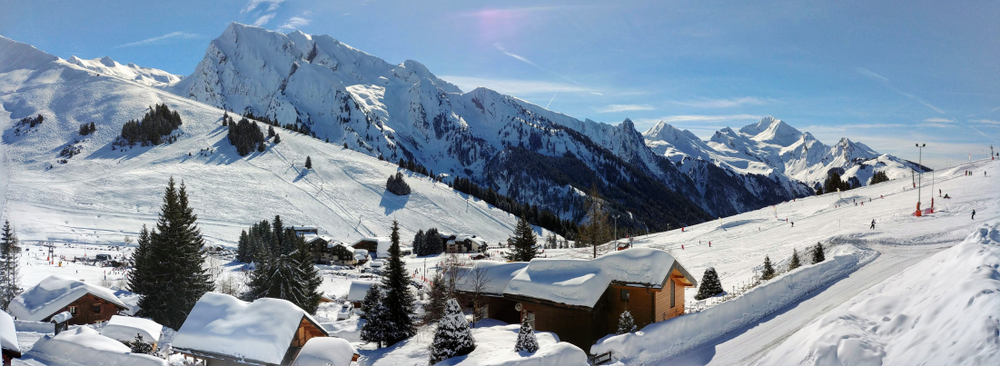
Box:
[612,214,620,247]
[991,145,995,160]
[916,143,925,216]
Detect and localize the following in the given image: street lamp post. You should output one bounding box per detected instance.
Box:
[612,214,620,247]
[916,143,925,216]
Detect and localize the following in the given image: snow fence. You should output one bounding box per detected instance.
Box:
[591,250,866,363]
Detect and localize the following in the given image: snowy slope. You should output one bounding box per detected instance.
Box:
[0,35,544,249]
[66,56,182,87]
[644,117,925,196]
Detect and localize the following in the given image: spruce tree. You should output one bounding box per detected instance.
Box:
[695,267,724,300]
[305,156,312,169]
[271,215,285,255]
[761,255,776,280]
[422,271,448,324]
[273,134,281,144]
[292,237,323,314]
[268,125,275,138]
[617,309,637,334]
[236,230,251,263]
[0,220,22,310]
[789,248,802,271]
[504,216,537,262]
[513,315,539,353]
[425,228,443,255]
[360,284,388,347]
[430,298,476,363]
[412,230,425,257]
[812,242,825,264]
[127,225,154,296]
[135,178,213,330]
[381,220,416,345]
[246,235,322,314]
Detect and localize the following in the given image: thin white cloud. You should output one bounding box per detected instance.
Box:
[113,31,199,48]
[857,67,945,114]
[439,75,595,95]
[651,114,765,123]
[922,117,954,123]
[596,104,655,113]
[856,67,890,83]
[494,43,539,68]
[241,0,283,14]
[971,119,1000,125]
[279,16,311,31]
[669,97,775,109]
[254,13,276,26]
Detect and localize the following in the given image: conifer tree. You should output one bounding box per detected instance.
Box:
[430,299,476,363]
[246,234,322,314]
[425,228,443,255]
[514,315,539,353]
[305,156,312,169]
[504,216,537,262]
[273,134,281,144]
[0,220,22,310]
[695,267,724,300]
[412,230,425,257]
[134,178,213,330]
[789,248,802,271]
[360,284,388,347]
[236,230,251,263]
[761,255,776,280]
[268,125,275,138]
[128,334,154,355]
[422,271,448,324]
[381,220,416,345]
[127,225,154,296]
[271,215,285,255]
[617,309,637,334]
[812,242,825,264]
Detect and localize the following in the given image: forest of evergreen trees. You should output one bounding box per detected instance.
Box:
[450,176,577,238]
[870,170,890,185]
[225,113,266,156]
[236,215,323,314]
[386,172,411,195]
[116,104,182,147]
[79,122,96,136]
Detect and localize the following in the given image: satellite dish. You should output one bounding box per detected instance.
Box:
[514,302,523,312]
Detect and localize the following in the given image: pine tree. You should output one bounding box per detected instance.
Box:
[246,235,322,313]
[789,248,802,271]
[360,284,388,347]
[127,225,154,296]
[268,125,275,138]
[273,134,281,144]
[236,230,251,263]
[695,267,724,300]
[412,230,425,257]
[422,272,448,324]
[380,220,416,345]
[504,216,537,262]
[430,298,476,363]
[761,255,776,280]
[292,237,323,314]
[305,156,312,169]
[617,309,637,334]
[0,220,22,310]
[425,228,443,255]
[271,215,285,255]
[514,315,539,353]
[812,242,825,264]
[134,178,213,330]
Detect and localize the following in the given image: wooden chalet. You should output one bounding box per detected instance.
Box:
[502,248,697,352]
[7,275,128,326]
[173,293,330,366]
[1,310,19,366]
[445,234,488,254]
[453,261,528,325]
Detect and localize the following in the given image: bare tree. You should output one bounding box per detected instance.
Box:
[468,266,490,328]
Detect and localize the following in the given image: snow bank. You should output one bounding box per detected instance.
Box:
[504,248,693,308]
[455,261,528,295]
[26,326,166,366]
[591,247,867,362]
[172,292,326,365]
[347,280,375,303]
[13,319,53,333]
[101,315,163,344]
[8,275,127,321]
[758,223,1000,366]
[435,323,587,366]
[291,337,356,366]
[0,310,18,354]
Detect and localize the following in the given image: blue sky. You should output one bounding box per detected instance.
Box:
[1,0,997,167]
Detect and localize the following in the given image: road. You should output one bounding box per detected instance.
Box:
[656,243,950,366]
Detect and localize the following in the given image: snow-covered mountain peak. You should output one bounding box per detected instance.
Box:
[739,116,803,146]
[0,35,59,73]
[98,56,116,67]
[64,54,182,87]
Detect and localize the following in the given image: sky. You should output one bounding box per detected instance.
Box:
[1,0,997,168]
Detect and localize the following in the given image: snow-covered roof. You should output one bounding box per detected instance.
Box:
[8,275,128,321]
[504,248,697,308]
[50,311,72,324]
[291,337,356,366]
[172,292,327,365]
[331,242,354,252]
[0,310,18,354]
[455,261,529,295]
[101,315,163,344]
[27,326,166,366]
[347,281,375,303]
[351,237,393,257]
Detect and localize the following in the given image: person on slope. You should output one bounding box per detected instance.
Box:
[972,209,976,220]
[870,219,876,230]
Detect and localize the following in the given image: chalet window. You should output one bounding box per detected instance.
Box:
[93,304,102,314]
[620,288,629,302]
[670,279,676,308]
[68,306,78,315]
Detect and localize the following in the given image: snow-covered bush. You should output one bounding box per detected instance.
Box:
[616,310,636,335]
[430,298,475,363]
[514,315,539,353]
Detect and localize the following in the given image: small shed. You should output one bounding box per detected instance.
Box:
[1,310,19,366]
[173,292,329,366]
[346,281,375,308]
[8,275,128,325]
[101,315,163,350]
[290,337,358,366]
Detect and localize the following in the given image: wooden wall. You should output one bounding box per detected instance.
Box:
[42,293,124,325]
[518,301,606,352]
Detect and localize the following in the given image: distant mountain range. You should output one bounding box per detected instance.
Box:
[0,23,927,237]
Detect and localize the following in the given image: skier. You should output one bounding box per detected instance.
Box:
[791,222,794,227]
[870,219,876,230]
[972,209,976,220]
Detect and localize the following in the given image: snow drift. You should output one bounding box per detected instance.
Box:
[26,326,167,366]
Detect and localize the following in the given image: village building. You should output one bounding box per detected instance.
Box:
[100,315,164,351]
[1,310,19,366]
[173,292,329,366]
[8,275,128,325]
[444,234,488,254]
[502,248,697,351]
[290,337,359,366]
[453,261,528,325]
[28,326,167,366]
[346,280,375,309]
[350,237,411,258]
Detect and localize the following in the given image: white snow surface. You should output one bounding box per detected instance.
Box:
[347,280,375,303]
[100,315,162,344]
[291,337,356,366]
[454,261,528,295]
[25,326,167,366]
[504,248,691,308]
[8,275,127,322]
[65,55,182,87]
[757,223,1000,366]
[172,292,326,365]
[1,310,18,353]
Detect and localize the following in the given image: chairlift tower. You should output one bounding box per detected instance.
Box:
[915,143,925,216]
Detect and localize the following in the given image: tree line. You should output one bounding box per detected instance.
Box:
[450,176,577,238]
[224,113,268,156]
[116,104,182,147]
